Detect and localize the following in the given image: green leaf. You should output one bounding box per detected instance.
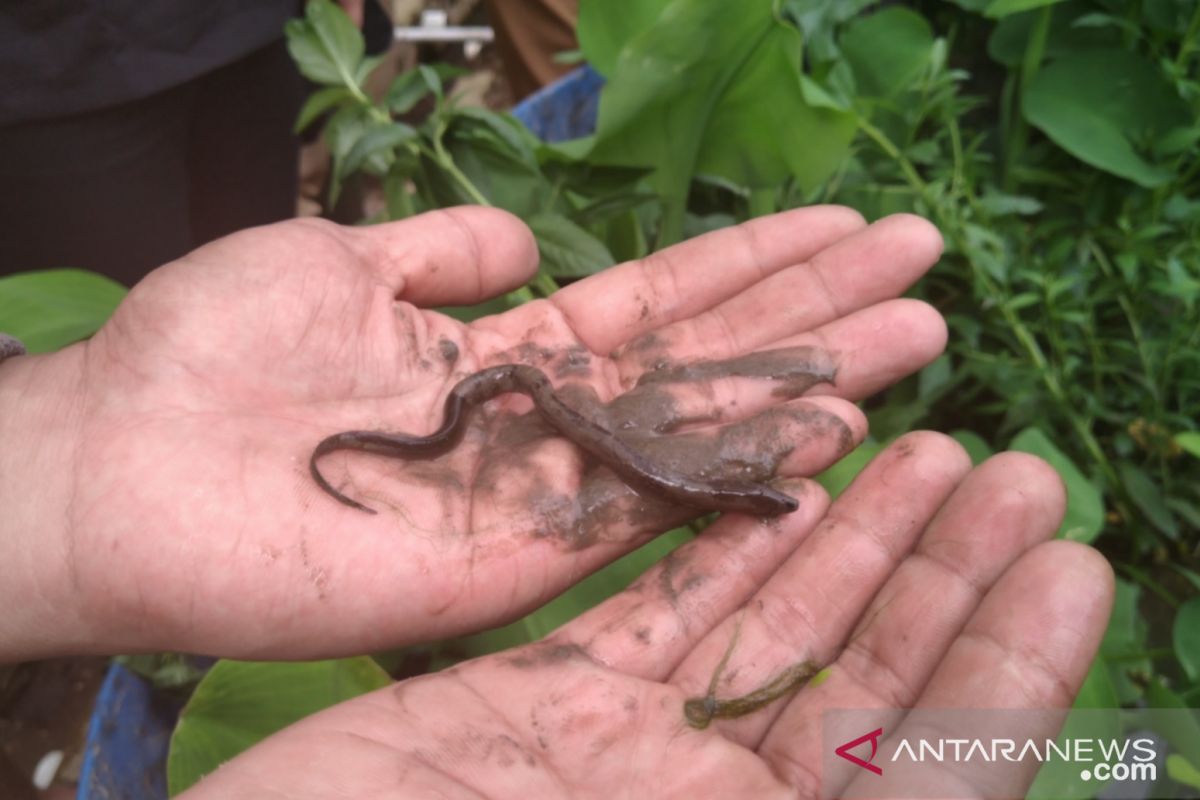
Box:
[528,213,616,278]
[451,527,694,658]
[1176,432,1200,458]
[950,430,994,465]
[167,658,390,796]
[1143,679,1200,769]
[573,191,657,226]
[1118,462,1179,539]
[0,269,127,353]
[1022,48,1192,187]
[442,119,549,216]
[453,108,540,167]
[815,439,885,499]
[341,122,418,177]
[294,87,355,133]
[986,1,1118,67]
[839,7,935,97]
[386,68,438,114]
[1009,427,1104,543]
[324,106,373,203]
[977,189,1044,217]
[984,0,1068,18]
[577,0,673,76]
[353,54,385,88]
[1027,657,1120,798]
[587,0,855,245]
[285,0,365,88]
[1173,597,1200,682]
[1168,755,1200,791]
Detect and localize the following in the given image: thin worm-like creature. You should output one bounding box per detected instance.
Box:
[310,364,799,516]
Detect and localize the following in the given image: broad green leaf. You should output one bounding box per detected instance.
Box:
[1027,658,1120,798]
[528,213,616,278]
[1169,755,1200,791]
[986,1,1117,67]
[1009,427,1104,542]
[984,0,1068,18]
[0,269,126,353]
[577,0,673,76]
[1143,679,1200,769]
[588,0,855,244]
[1072,656,1119,710]
[1173,597,1200,681]
[839,7,935,97]
[1118,462,1179,539]
[950,430,994,465]
[815,439,884,499]
[781,0,876,64]
[1023,48,1192,187]
[285,0,365,87]
[294,87,355,134]
[1101,578,1147,705]
[1176,432,1200,458]
[167,658,390,796]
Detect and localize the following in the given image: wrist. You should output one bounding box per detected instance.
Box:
[0,345,92,660]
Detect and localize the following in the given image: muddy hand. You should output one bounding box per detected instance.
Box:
[177,435,1113,799]
[0,207,945,660]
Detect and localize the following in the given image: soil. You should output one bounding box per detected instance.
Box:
[0,659,109,799]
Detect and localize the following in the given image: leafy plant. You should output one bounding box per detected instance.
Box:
[0,0,1184,792]
[275,0,1200,787]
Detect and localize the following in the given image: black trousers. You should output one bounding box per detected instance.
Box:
[0,39,303,286]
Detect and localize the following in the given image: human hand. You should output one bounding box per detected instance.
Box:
[0,206,945,659]
[179,435,1114,799]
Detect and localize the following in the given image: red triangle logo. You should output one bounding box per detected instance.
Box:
[835,727,884,776]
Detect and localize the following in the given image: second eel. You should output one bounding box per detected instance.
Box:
[310,364,799,516]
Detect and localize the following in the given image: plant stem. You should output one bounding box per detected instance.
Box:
[857,114,1125,505]
[1175,2,1200,72]
[1004,6,1053,191]
[531,270,559,299]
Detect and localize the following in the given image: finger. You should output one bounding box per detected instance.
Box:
[624,299,945,403]
[553,477,831,679]
[550,206,868,356]
[611,214,943,373]
[665,433,970,738]
[756,453,1069,790]
[841,541,1114,799]
[916,540,1114,708]
[345,206,538,305]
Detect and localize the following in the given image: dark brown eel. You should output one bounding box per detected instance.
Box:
[310,364,799,516]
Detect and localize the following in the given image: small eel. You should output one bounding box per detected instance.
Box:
[683,614,820,729]
[310,364,799,516]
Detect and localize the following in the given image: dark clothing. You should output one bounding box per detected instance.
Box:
[0,0,296,125]
[0,3,303,284]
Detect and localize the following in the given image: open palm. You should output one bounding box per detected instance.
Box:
[180,435,1114,799]
[24,205,947,657]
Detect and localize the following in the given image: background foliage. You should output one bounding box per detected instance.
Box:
[1,0,1197,794]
